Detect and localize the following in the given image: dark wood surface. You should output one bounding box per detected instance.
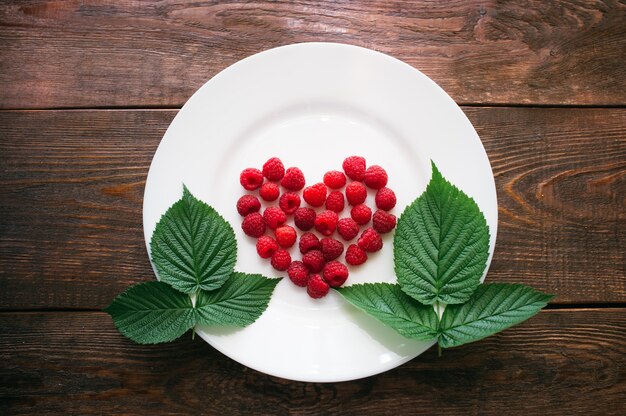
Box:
[1,1,625,415]
[1,0,625,108]
[1,309,624,415]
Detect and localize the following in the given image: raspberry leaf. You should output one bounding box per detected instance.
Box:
[394,162,489,305]
[104,281,195,344]
[150,185,237,294]
[195,273,282,327]
[335,283,438,340]
[438,283,553,348]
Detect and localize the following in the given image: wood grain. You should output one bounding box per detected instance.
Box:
[0,309,624,415]
[0,108,624,309]
[465,107,626,304]
[0,110,170,310]
[1,0,624,109]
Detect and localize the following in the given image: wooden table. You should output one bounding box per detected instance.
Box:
[1,1,624,414]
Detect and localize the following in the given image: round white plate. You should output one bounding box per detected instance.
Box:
[143,43,497,382]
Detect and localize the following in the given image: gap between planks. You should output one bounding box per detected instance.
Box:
[1,104,626,112]
[1,304,624,314]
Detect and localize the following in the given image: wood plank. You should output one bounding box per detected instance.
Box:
[0,309,624,415]
[465,107,626,304]
[0,0,624,108]
[0,108,624,309]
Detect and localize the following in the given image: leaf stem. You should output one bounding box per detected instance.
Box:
[435,300,443,357]
[191,290,198,341]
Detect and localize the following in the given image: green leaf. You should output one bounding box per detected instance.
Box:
[335,283,439,340]
[195,273,281,327]
[438,283,553,348]
[104,281,195,344]
[394,162,490,305]
[150,185,237,294]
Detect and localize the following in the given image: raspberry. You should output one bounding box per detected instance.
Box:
[280,167,305,191]
[325,190,345,212]
[240,168,264,191]
[302,249,325,273]
[345,181,367,206]
[287,261,309,287]
[364,165,388,189]
[323,170,347,189]
[358,228,383,252]
[263,206,286,230]
[299,232,320,254]
[322,261,349,288]
[279,192,301,214]
[303,182,327,207]
[236,195,261,216]
[271,249,291,271]
[351,204,372,225]
[314,210,338,236]
[307,274,329,299]
[375,187,396,211]
[262,157,285,181]
[256,235,279,259]
[372,210,397,234]
[241,212,265,238]
[259,182,280,201]
[320,238,344,261]
[294,207,316,231]
[345,244,368,266]
[275,225,297,248]
[342,156,366,181]
[337,218,360,241]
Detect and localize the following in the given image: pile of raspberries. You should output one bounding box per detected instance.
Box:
[236,156,397,299]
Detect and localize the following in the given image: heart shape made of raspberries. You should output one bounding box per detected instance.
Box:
[236,156,397,299]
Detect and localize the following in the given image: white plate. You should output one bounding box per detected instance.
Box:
[143,43,497,382]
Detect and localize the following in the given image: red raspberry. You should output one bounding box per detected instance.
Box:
[325,190,345,212]
[345,181,367,206]
[375,187,396,211]
[303,182,327,207]
[287,261,309,287]
[259,182,280,201]
[307,274,329,299]
[294,207,316,231]
[263,206,286,230]
[364,165,388,189]
[241,212,265,238]
[236,195,261,216]
[262,157,285,181]
[280,167,305,191]
[373,210,397,234]
[323,261,349,288]
[256,235,279,259]
[345,244,368,266]
[358,228,383,252]
[279,192,301,214]
[302,249,325,273]
[271,249,291,271]
[240,168,264,190]
[351,204,372,225]
[299,232,320,254]
[314,210,338,236]
[337,218,360,241]
[342,156,366,181]
[275,225,297,248]
[320,238,344,261]
[323,170,347,189]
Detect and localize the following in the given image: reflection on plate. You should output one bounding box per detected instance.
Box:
[143,43,497,382]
